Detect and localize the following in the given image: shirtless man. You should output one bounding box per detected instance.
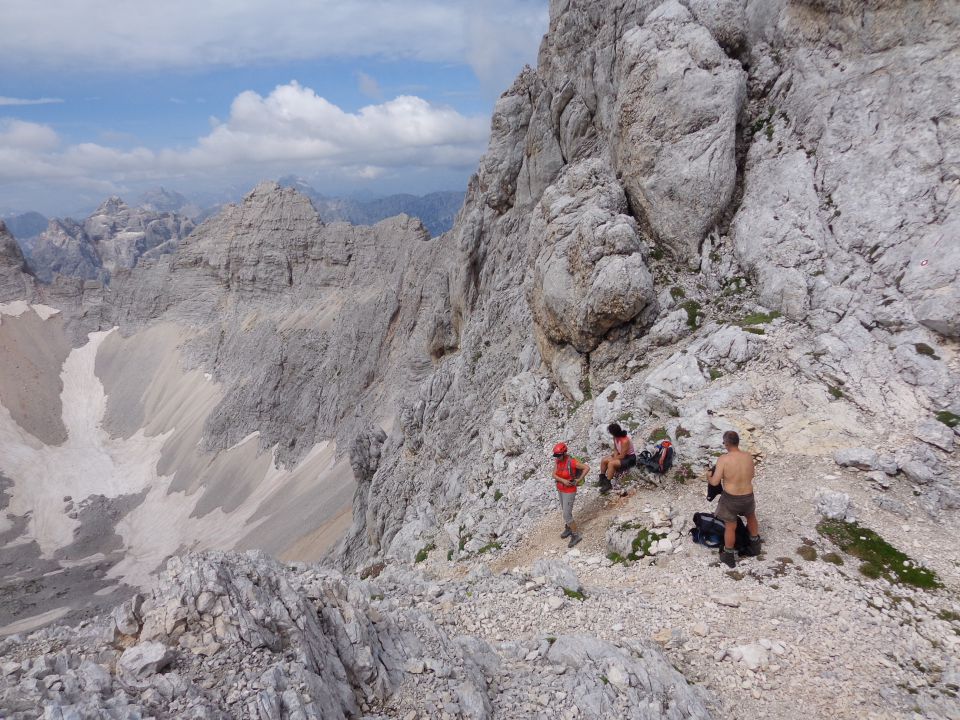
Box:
[706,430,761,567]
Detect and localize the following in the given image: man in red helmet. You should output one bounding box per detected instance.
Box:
[552,442,589,548]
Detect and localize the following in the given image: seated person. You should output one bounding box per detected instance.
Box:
[598,423,637,495]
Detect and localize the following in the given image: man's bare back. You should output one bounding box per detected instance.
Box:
[709,446,755,495]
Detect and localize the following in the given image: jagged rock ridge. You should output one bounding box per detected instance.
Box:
[25,197,195,283]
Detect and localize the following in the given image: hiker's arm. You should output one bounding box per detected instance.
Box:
[577,461,590,477]
[707,458,723,486]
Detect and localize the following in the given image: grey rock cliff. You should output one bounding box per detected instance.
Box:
[0,221,35,302]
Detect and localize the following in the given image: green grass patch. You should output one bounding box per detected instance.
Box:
[629,528,664,561]
[458,533,472,552]
[562,587,586,601]
[607,552,627,565]
[709,368,723,381]
[447,549,454,561]
[828,385,844,400]
[935,411,959,429]
[938,610,960,622]
[796,545,817,562]
[648,426,669,442]
[739,310,781,326]
[744,327,765,335]
[681,300,704,329]
[670,286,686,300]
[817,519,942,589]
[675,426,691,438]
[914,343,940,359]
[822,552,844,565]
[493,490,503,501]
[477,541,502,555]
[414,543,435,564]
[651,247,665,261]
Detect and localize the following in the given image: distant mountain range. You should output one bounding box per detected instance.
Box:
[5,184,465,283]
[277,177,465,237]
[10,197,194,284]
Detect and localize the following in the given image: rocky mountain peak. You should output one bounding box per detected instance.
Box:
[25,196,195,283]
[92,196,128,216]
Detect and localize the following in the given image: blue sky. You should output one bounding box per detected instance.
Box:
[0,0,549,216]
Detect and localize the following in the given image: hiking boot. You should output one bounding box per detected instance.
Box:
[746,536,762,557]
[598,473,611,495]
[568,533,582,548]
[719,548,737,569]
[560,526,572,539]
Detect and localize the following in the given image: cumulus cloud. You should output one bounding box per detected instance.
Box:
[0,82,489,206]
[0,96,64,106]
[2,0,547,92]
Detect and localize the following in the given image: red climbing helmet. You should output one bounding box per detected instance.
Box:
[552,442,568,457]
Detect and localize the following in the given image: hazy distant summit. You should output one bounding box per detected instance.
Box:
[277,176,465,236]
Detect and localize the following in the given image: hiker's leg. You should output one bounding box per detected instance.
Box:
[724,521,737,550]
[567,493,582,545]
[600,456,610,474]
[560,492,575,529]
[746,512,759,537]
[609,458,622,476]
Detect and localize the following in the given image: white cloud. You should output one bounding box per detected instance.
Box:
[0,82,490,207]
[1,0,548,92]
[0,96,64,106]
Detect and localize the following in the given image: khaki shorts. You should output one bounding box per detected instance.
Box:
[716,491,756,523]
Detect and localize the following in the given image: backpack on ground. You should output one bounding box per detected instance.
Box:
[690,511,750,552]
[638,440,674,474]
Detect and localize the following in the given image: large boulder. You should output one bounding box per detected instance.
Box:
[611,1,746,260]
[527,159,657,361]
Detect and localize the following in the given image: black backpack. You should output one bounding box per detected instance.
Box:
[638,441,674,474]
[690,512,750,552]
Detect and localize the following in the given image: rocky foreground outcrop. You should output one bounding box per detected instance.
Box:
[0,551,712,719]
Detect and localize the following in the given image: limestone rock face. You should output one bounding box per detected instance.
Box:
[0,221,34,301]
[611,1,746,260]
[733,0,960,339]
